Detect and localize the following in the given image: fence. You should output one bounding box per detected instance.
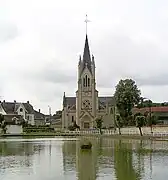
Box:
[59,127,168,137]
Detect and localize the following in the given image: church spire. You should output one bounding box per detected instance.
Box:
[82,35,92,73]
[83,35,91,65]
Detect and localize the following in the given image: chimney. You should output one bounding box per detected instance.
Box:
[39,109,41,113]
[14,100,16,103]
[27,101,29,104]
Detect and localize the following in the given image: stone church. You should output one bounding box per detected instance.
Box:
[61,34,116,129]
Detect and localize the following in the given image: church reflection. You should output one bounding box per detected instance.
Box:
[62,138,145,180]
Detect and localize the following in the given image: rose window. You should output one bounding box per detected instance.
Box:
[83,100,91,109]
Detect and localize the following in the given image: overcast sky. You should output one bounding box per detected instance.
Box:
[0,0,168,114]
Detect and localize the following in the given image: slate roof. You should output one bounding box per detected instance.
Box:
[34,110,45,120]
[23,103,34,114]
[65,97,76,106]
[0,101,34,114]
[64,96,115,107]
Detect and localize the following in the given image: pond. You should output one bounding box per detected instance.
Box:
[0,137,168,180]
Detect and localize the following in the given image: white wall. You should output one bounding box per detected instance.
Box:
[17,104,26,119]
[27,114,35,125]
[6,125,23,134]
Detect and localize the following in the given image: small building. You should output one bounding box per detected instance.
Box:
[0,100,45,126]
[34,109,45,126]
[1,114,23,134]
[133,106,168,124]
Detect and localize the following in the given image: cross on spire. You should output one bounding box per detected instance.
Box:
[84,14,90,34]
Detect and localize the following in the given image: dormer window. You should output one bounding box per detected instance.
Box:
[20,108,23,112]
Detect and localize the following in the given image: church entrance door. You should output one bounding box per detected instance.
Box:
[81,114,92,129]
[84,122,90,129]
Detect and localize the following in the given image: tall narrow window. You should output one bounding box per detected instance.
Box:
[88,78,90,87]
[72,116,74,122]
[85,75,88,87]
[83,78,85,87]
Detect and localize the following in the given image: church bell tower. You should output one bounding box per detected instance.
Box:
[76,34,98,129]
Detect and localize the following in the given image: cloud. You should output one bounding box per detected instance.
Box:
[135,74,168,86]
[0,0,168,113]
[0,22,18,43]
[22,62,76,85]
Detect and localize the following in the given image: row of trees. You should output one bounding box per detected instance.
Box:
[116,112,157,136]
[114,78,157,136]
[96,78,157,136]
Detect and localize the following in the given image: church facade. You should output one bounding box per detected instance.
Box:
[62,35,116,129]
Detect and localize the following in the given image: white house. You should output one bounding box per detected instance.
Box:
[0,100,35,125]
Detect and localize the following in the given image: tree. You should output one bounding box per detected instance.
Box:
[95,116,103,134]
[0,114,7,134]
[115,114,123,135]
[114,79,141,125]
[146,113,158,126]
[135,115,146,136]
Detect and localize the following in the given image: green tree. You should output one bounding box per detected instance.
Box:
[96,116,103,134]
[135,115,146,136]
[0,114,7,134]
[114,79,141,126]
[116,114,123,135]
[146,113,158,126]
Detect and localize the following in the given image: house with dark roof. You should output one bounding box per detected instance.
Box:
[0,100,45,126]
[62,34,116,129]
[34,109,46,126]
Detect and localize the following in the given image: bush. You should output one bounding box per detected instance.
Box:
[68,125,76,131]
[23,126,55,133]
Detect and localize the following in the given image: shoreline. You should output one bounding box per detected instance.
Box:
[1,133,168,141]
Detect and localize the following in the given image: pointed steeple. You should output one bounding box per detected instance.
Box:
[82,35,92,72]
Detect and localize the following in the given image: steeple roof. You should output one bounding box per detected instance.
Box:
[82,35,92,73]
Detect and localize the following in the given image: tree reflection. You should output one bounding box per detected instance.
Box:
[114,140,141,180]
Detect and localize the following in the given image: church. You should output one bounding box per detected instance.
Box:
[61,34,116,129]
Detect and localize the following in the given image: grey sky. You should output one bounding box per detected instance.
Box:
[0,0,168,114]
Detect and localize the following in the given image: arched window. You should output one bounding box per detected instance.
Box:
[88,78,90,87]
[85,75,87,87]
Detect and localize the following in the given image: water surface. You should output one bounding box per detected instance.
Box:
[0,137,168,180]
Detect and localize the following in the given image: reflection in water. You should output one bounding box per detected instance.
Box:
[114,140,141,180]
[1,137,168,180]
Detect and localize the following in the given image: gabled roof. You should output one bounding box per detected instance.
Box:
[1,102,15,114]
[1,101,34,114]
